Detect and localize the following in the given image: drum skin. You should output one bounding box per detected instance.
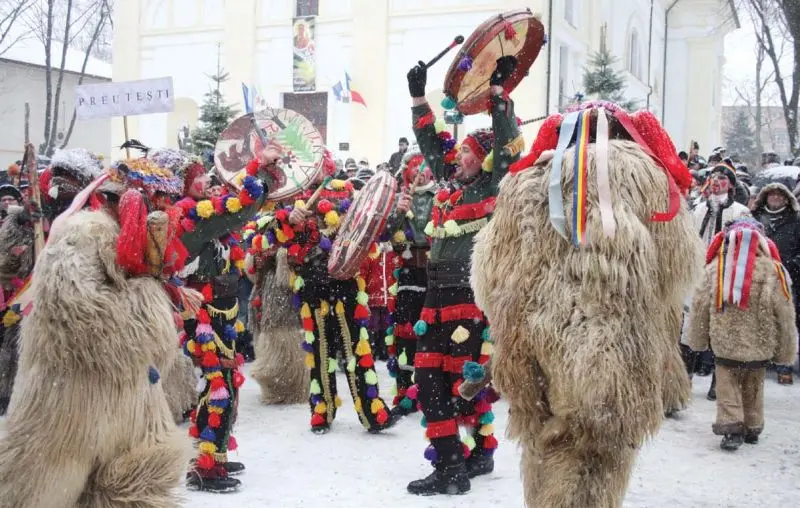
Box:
[443,8,546,115]
[328,170,397,280]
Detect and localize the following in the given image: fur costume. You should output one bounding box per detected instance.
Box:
[247,248,307,404]
[0,210,189,508]
[0,206,34,414]
[162,354,199,423]
[471,103,703,507]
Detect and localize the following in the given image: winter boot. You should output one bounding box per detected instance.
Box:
[720,434,744,451]
[706,373,717,401]
[223,461,246,476]
[368,410,400,434]
[744,429,760,445]
[390,402,417,419]
[777,372,794,385]
[407,464,471,496]
[186,466,241,493]
[465,454,494,478]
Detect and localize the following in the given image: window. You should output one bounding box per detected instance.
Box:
[565,0,577,27]
[296,0,318,17]
[628,29,641,80]
[558,45,570,108]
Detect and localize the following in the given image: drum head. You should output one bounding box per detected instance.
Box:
[444,9,546,115]
[214,108,325,200]
[328,170,397,280]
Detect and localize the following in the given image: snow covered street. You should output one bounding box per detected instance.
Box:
[187,365,800,507]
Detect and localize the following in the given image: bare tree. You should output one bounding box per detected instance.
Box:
[24,0,112,155]
[739,0,800,153]
[0,0,34,55]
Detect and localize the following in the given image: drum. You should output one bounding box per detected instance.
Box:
[328,170,397,280]
[443,8,546,115]
[214,108,325,201]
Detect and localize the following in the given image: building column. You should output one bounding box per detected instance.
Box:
[684,37,716,154]
[222,0,257,111]
[110,0,142,157]
[350,0,389,164]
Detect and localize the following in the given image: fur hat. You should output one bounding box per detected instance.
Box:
[50,148,104,184]
[462,128,494,162]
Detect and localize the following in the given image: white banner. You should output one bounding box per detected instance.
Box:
[75,77,174,120]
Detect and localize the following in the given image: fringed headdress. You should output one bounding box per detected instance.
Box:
[705,218,791,311]
[510,100,691,248]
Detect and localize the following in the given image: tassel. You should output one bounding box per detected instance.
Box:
[364,369,378,385]
[480,341,494,356]
[440,96,457,110]
[478,424,495,436]
[355,339,372,356]
[197,453,215,470]
[406,384,419,400]
[356,291,369,306]
[503,21,517,40]
[314,402,327,414]
[311,413,326,427]
[479,411,495,425]
[359,355,375,368]
[450,325,470,344]
[210,386,230,400]
[375,408,389,425]
[228,435,238,451]
[413,320,428,336]
[305,352,315,369]
[198,442,217,455]
[300,302,312,319]
[310,379,321,395]
[208,412,222,428]
[458,56,473,71]
[327,358,337,373]
[199,427,216,442]
[370,398,384,414]
[335,301,346,315]
[304,331,315,344]
[398,350,408,366]
[354,305,370,320]
[347,356,356,373]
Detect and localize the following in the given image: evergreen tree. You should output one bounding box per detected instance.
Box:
[582,47,637,111]
[190,68,238,156]
[725,110,758,169]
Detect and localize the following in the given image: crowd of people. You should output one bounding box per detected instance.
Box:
[0,50,797,507]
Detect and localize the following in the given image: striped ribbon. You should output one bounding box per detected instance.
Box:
[571,110,591,246]
[716,243,725,310]
[775,262,792,300]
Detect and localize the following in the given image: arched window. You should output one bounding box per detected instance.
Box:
[628,29,641,80]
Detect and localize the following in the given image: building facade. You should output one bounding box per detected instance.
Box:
[113,0,737,164]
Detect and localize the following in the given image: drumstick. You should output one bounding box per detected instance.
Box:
[299,176,333,210]
[424,35,465,69]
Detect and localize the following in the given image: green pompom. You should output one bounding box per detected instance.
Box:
[356,291,369,306]
[440,96,457,110]
[413,320,428,337]
[347,356,357,373]
[479,411,495,425]
[293,276,305,292]
[398,350,408,366]
[386,325,395,335]
[360,327,370,341]
[305,331,315,344]
[400,397,413,410]
[310,379,321,395]
[385,334,395,346]
[463,436,476,450]
[328,358,338,374]
[389,283,398,296]
[365,369,378,385]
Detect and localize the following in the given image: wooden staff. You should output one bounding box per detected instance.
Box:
[22,143,45,257]
[301,176,333,210]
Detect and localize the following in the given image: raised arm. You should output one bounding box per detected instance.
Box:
[488,57,523,195]
[407,61,447,181]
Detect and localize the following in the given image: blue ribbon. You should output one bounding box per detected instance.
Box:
[548,111,580,239]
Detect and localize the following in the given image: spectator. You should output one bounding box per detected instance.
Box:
[0,185,22,224]
[344,158,357,179]
[389,137,410,172]
[752,182,800,385]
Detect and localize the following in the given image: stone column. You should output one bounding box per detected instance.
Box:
[222,0,257,111]
[350,0,389,164]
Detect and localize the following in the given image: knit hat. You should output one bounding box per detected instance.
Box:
[0,184,22,203]
[462,128,494,162]
[710,163,737,187]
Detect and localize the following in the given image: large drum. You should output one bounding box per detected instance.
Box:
[443,8,546,115]
[328,170,397,280]
[214,108,325,201]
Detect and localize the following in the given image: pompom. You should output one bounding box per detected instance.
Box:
[413,320,428,336]
[375,408,389,425]
[347,356,357,372]
[225,197,242,213]
[398,350,408,366]
[311,413,326,427]
[434,118,447,133]
[195,200,215,219]
[309,379,321,395]
[462,361,486,382]
[208,412,222,428]
[441,95,457,110]
[324,210,340,228]
[364,369,378,385]
[479,411,495,425]
[317,199,333,214]
[424,445,438,462]
[359,354,375,368]
[197,453,215,470]
[327,358,338,373]
[406,384,419,400]
[424,221,435,237]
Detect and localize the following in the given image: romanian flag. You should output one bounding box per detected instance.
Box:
[345,72,367,107]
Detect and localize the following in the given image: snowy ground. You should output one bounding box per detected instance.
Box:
[186,364,800,507]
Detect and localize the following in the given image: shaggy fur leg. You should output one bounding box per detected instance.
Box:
[526,438,637,508]
[162,355,198,423]
[250,327,308,405]
[662,346,692,414]
[0,451,91,508]
[78,430,189,508]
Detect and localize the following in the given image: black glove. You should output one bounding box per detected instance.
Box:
[407,61,427,98]
[490,55,518,86]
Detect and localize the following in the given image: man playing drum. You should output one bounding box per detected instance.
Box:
[405,55,524,496]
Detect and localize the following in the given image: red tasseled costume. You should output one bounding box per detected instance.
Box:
[509,113,562,174]
[630,110,692,195]
[116,190,149,276]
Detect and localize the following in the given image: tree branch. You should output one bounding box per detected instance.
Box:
[41,0,55,153]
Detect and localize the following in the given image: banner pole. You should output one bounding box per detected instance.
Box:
[123,116,131,158]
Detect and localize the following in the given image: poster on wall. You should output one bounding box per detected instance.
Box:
[292,16,316,92]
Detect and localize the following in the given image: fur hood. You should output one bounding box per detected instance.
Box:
[50,148,104,184]
[754,182,800,213]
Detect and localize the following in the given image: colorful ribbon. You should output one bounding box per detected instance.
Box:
[571,110,591,246]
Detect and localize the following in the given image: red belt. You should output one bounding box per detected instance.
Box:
[426,419,458,439]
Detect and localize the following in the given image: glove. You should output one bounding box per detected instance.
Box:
[407,60,427,98]
[490,55,518,86]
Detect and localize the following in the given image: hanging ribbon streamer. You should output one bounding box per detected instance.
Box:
[571,110,591,247]
[730,229,752,306]
[548,111,580,239]
[595,108,616,239]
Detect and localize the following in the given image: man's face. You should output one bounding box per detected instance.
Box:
[709,173,730,196]
[767,191,788,211]
[414,171,432,187]
[208,185,224,198]
[454,144,482,182]
[1,195,18,211]
[399,142,408,153]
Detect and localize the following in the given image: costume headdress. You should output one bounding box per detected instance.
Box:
[397,150,430,187]
[510,100,691,247]
[705,217,791,311]
[112,158,184,196]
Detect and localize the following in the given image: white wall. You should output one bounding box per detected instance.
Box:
[0,60,110,162]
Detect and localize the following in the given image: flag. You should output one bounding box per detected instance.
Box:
[332,81,346,102]
[242,83,253,113]
[345,72,367,107]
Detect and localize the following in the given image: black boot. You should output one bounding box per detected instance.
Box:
[223,461,245,476]
[186,467,241,493]
[720,434,744,451]
[706,373,717,401]
[744,430,760,444]
[465,454,494,478]
[390,403,417,419]
[368,410,400,434]
[407,464,470,496]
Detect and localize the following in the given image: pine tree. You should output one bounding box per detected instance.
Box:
[582,47,637,111]
[725,110,758,169]
[190,50,237,156]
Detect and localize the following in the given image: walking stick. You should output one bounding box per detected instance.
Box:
[22,143,46,258]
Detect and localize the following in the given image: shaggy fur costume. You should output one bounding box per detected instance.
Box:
[471,140,703,507]
[248,248,307,404]
[162,354,199,423]
[0,211,190,508]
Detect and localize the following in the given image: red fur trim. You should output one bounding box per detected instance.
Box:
[443,355,472,374]
[630,110,692,195]
[116,190,149,276]
[443,196,496,221]
[425,419,458,439]
[414,352,444,368]
[415,111,435,129]
[705,232,725,264]
[510,113,562,174]
[394,322,416,339]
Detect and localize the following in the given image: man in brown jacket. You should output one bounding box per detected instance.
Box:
[689,218,798,450]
